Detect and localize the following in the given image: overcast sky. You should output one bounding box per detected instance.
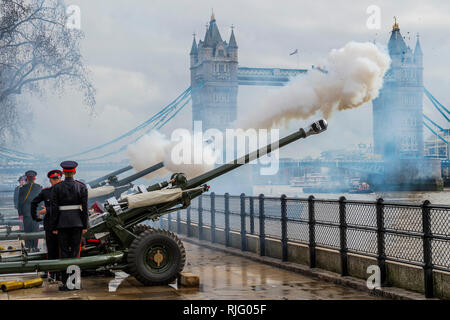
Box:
[17,0,450,161]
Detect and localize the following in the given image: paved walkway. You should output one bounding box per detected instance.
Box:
[0,242,384,300]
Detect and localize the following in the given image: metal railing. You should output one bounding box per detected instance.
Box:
[161,193,450,299]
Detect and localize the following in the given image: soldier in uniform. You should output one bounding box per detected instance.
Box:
[31,170,63,282]
[49,161,88,291]
[18,170,42,252]
[14,175,26,230]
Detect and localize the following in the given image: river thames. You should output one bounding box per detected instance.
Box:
[253,185,450,205]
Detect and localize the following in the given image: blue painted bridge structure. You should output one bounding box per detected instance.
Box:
[1,15,449,189]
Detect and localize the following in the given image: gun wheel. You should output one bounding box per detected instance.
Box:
[127,228,186,286]
[132,224,153,236]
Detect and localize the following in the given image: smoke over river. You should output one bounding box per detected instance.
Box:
[238,41,390,129]
[126,130,217,180]
[126,42,390,180]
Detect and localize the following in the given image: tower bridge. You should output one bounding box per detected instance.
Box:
[189,12,311,131]
[237,67,307,86]
[0,14,448,190]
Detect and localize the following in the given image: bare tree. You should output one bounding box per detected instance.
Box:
[0,0,95,144]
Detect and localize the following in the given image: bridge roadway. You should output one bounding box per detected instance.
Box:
[0,161,128,175]
[2,158,450,177]
[0,241,383,300]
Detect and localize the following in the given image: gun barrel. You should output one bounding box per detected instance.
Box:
[0,219,22,227]
[88,165,133,188]
[0,251,124,274]
[0,231,45,241]
[115,162,164,186]
[185,119,328,189]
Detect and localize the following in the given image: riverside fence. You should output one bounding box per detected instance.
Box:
[153,193,450,299]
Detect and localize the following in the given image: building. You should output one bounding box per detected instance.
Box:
[372,19,424,159]
[424,133,449,159]
[320,143,376,161]
[190,13,238,131]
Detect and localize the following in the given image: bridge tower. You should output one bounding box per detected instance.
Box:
[190,13,238,131]
[372,19,424,159]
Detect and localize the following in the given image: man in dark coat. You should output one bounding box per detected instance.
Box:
[18,170,42,251]
[13,175,26,230]
[31,170,63,281]
[50,161,88,291]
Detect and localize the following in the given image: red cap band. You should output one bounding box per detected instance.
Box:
[49,173,61,178]
[63,168,76,172]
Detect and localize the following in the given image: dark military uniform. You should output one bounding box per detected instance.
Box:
[14,182,23,230]
[13,176,26,214]
[31,187,59,260]
[50,161,88,288]
[14,186,21,212]
[18,172,42,251]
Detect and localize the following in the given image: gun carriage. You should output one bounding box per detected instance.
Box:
[0,120,327,285]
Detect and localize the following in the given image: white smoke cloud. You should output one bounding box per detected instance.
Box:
[126,130,217,180]
[238,41,391,129]
[126,130,171,180]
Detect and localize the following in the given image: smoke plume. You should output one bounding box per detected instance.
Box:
[126,130,217,180]
[238,42,390,129]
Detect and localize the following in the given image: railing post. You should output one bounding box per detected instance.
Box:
[259,194,265,256]
[211,192,216,243]
[339,196,348,276]
[249,196,255,235]
[198,195,203,241]
[176,210,181,234]
[422,200,434,298]
[240,193,247,251]
[308,195,316,268]
[281,194,288,262]
[167,212,172,231]
[187,206,191,237]
[376,198,387,287]
[225,193,230,247]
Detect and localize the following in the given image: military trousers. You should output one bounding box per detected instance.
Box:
[45,231,59,260]
[58,228,83,286]
[23,216,39,250]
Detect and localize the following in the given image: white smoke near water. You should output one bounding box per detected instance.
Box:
[238,42,391,129]
[126,130,217,180]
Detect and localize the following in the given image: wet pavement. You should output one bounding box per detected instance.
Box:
[0,241,384,300]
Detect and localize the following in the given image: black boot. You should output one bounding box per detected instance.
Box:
[58,284,70,291]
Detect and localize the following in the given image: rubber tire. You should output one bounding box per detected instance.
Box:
[127,228,186,286]
[122,225,153,274]
[132,224,153,236]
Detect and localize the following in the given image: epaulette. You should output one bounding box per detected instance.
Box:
[43,187,52,190]
[76,180,86,185]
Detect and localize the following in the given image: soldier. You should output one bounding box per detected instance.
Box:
[14,175,26,230]
[49,161,88,291]
[31,170,63,282]
[18,170,42,252]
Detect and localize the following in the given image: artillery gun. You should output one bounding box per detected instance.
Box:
[0,120,327,286]
[0,213,24,234]
[87,162,165,206]
[0,162,166,241]
[86,165,134,188]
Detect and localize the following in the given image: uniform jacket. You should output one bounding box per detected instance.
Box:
[14,186,21,210]
[50,177,88,230]
[18,182,42,218]
[30,187,54,231]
